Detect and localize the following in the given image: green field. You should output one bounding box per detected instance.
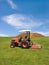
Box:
[0,37,49,65]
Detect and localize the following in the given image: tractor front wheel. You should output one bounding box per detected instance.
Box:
[10,42,15,48]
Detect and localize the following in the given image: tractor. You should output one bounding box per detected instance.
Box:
[10,30,33,48]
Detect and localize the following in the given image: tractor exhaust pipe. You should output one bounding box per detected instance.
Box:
[26,31,30,40]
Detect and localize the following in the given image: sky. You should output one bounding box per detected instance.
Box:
[0,0,49,36]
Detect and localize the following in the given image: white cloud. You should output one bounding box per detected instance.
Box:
[0,34,9,37]
[42,32,49,36]
[7,0,18,9]
[2,14,42,29]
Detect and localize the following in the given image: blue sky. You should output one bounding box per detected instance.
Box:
[0,0,49,36]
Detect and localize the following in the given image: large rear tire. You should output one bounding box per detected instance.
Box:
[21,41,29,48]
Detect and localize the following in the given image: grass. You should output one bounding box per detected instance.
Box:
[0,37,49,65]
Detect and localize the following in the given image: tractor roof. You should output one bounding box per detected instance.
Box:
[19,30,31,32]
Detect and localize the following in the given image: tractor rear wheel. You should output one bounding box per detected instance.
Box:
[21,41,29,48]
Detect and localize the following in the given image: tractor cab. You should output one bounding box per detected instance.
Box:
[19,31,30,42]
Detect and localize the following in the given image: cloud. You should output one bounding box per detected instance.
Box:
[44,32,49,36]
[7,0,18,9]
[2,14,42,30]
[0,34,9,37]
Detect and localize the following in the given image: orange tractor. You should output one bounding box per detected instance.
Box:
[10,31,33,48]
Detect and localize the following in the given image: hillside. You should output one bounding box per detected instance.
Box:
[30,33,44,37]
[17,33,44,38]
